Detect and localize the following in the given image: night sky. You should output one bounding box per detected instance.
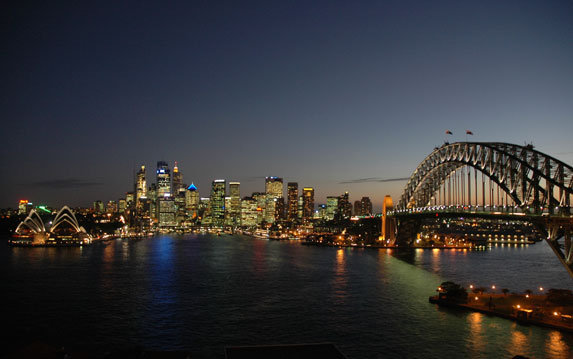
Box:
[2,0,573,210]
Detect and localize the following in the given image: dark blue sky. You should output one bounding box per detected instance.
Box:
[2,0,572,210]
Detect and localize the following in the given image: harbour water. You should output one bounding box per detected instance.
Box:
[2,234,572,358]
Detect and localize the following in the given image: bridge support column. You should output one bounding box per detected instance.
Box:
[544,219,573,278]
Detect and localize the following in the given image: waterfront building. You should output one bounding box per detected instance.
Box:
[302,187,314,223]
[326,196,338,221]
[175,187,187,226]
[210,179,226,227]
[172,162,184,194]
[240,197,258,227]
[287,182,298,223]
[156,161,171,197]
[199,197,210,224]
[136,165,147,209]
[229,182,241,226]
[360,196,373,216]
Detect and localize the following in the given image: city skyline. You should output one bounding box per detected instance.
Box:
[2,1,573,209]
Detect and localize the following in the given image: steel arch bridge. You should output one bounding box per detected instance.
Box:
[392,142,573,277]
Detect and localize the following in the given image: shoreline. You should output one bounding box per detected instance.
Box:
[429,295,573,333]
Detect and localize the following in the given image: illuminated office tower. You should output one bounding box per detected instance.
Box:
[172,161,184,193]
[18,200,29,215]
[175,187,187,225]
[136,165,147,209]
[156,161,171,197]
[354,200,361,216]
[148,183,157,219]
[125,192,135,209]
[265,177,283,223]
[298,196,303,220]
[106,200,118,214]
[240,197,258,227]
[252,192,266,225]
[93,200,104,214]
[210,179,226,227]
[326,196,339,220]
[360,197,373,215]
[265,177,283,198]
[338,192,352,219]
[229,182,241,226]
[119,199,127,213]
[287,182,298,223]
[185,183,199,219]
[158,195,176,229]
[302,187,314,223]
[316,204,327,219]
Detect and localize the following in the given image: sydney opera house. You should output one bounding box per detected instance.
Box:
[11,206,92,246]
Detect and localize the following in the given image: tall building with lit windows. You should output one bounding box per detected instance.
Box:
[229,182,241,226]
[135,165,147,209]
[287,182,298,223]
[172,161,184,193]
[210,179,226,227]
[302,187,314,223]
[360,196,373,216]
[265,177,283,223]
[156,161,171,197]
[326,196,339,220]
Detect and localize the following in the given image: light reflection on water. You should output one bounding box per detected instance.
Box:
[2,235,572,358]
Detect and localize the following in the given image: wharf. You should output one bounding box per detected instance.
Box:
[429,295,573,333]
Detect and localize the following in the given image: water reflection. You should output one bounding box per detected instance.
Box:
[545,330,571,359]
[331,249,348,305]
[466,312,485,354]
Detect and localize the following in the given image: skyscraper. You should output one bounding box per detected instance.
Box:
[185,183,199,219]
[135,165,147,210]
[326,196,338,220]
[287,182,298,223]
[210,179,226,227]
[354,200,361,216]
[360,196,373,215]
[229,182,241,226]
[302,187,314,223]
[156,161,171,197]
[172,161,184,193]
[265,177,283,223]
[338,192,352,219]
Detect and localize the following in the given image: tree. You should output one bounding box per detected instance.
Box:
[546,288,573,306]
[439,281,468,303]
[473,286,488,294]
[524,289,532,296]
[502,288,510,296]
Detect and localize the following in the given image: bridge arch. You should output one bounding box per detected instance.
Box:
[397,142,573,214]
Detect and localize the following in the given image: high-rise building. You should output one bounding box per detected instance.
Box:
[265,177,283,198]
[252,192,266,225]
[93,200,104,214]
[136,165,147,209]
[287,182,298,223]
[158,195,176,229]
[229,182,241,226]
[302,187,314,223]
[210,179,226,227]
[354,200,361,216]
[106,200,118,214]
[156,161,172,197]
[360,196,373,216]
[338,192,352,219]
[264,177,283,223]
[326,196,339,220]
[240,197,258,227]
[18,200,29,215]
[172,161,184,193]
[185,183,200,219]
[317,204,327,219]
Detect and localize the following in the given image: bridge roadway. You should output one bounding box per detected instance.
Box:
[388,207,573,278]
